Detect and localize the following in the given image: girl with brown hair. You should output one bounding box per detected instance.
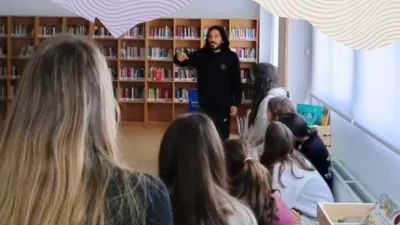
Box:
[159,112,258,225]
[260,122,334,224]
[0,34,172,225]
[224,139,295,225]
[266,96,296,123]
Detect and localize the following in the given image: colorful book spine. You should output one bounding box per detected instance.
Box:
[67,25,88,36]
[148,67,172,81]
[12,24,34,37]
[175,26,200,39]
[175,88,189,102]
[148,26,173,39]
[120,67,145,80]
[230,47,256,61]
[147,47,173,59]
[120,87,144,101]
[93,26,112,38]
[230,27,256,40]
[39,24,62,37]
[147,88,171,101]
[174,68,197,81]
[123,24,145,38]
[121,42,145,59]
[98,45,117,59]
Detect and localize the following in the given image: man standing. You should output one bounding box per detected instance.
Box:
[173,25,242,141]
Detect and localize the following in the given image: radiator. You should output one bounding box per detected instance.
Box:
[331,159,375,203]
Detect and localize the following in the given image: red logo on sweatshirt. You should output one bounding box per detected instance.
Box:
[220,64,226,70]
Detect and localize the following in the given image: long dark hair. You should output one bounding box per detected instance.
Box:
[224,139,278,225]
[267,96,295,122]
[204,25,230,51]
[248,63,279,127]
[158,112,233,225]
[260,122,314,187]
[278,112,318,148]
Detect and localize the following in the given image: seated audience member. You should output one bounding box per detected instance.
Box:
[267,96,296,123]
[260,122,334,224]
[159,112,258,225]
[278,112,333,189]
[243,63,290,155]
[0,34,172,225]
[224,139,295,225]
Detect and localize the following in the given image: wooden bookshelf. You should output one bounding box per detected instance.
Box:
[0,16,258,132]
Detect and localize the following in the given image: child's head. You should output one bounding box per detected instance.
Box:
[278,112,318,143]
[261,121,315,186]
[267,96,295,123]
[223,139,278,225]
[158,112,231,225]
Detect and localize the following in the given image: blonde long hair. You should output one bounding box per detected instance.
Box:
[0,34,144,225]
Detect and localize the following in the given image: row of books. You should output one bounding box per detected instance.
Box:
[202,27,227,39]
[119,67,145,80]
[121,44,145,59]
[175,26,200,39]
[98,45,117,59]
[0,25,7,36]
[39,24,62,37]
[148,26,174,39]
[148,67,172,81]
[119,87,144,101]
[148,88,172,101]
[231,47,256,61]
[148,47,173,59]
[19,44,34,57]
[0,44,6,57]
[12,24,34,37]
[67,25,89,36]
[230,27,256,40]
[123,24,145,38]
[93,26,112,38]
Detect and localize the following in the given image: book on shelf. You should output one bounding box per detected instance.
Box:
[242,90,252,104]
[148,67,172,81]
[0,85,6,100]
[39,24,62,37]
[231,47,256,61]
[296,103,323,126]
[0,24,7,36]
[0,66,6,78]
[175,26,200,39]
[174,68,197,81]
[19,44,34,57]
[175,88,189,102]
[0,44,6,57]
[98,45,117,59]
[230,27,256,40]
[121,42,145,59]
[120,67,144,80]
[122,24,144,38]
[321,106,330,126]
[108,67,117,80]
[360,193,400,225]
[148,47,173,60]
[120,87,144,101]
[240,68,252,83]
[175,47,197,55]
[11,65,21,79]
[93,26,112,38]
[67,25,88,36]
[148,88,171,102]
[12,24,34,37]
[148,26,173,39]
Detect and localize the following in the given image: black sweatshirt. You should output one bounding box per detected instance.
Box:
[106,171,173,225]
[173,48,242,113]
[298,134,333,190]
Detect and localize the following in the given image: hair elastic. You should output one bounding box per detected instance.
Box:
[244,157,252,163]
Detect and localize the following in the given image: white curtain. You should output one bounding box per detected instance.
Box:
[311,27,400,152]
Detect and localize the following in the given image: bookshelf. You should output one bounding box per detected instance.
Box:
[0,16,258,132]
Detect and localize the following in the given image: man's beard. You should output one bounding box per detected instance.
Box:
[210,42,221,51]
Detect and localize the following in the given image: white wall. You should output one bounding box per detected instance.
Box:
[287,19,312,105]
[0,0,259,18]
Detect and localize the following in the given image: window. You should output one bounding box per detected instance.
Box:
[272,16,279,66]
[311,27,400,152]
[311,28,354,117]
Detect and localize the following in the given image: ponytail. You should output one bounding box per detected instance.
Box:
[307,126,318,137]
[224,140,279,225]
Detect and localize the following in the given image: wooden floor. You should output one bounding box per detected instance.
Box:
[117,126,166,176]
[117,126,240,177]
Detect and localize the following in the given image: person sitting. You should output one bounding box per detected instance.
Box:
[224,139,295,225]
[278,112,333,189]
[0,34,172,225]
[260,121,334,224]
[243,63,290,156]
[158,112,258,225]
